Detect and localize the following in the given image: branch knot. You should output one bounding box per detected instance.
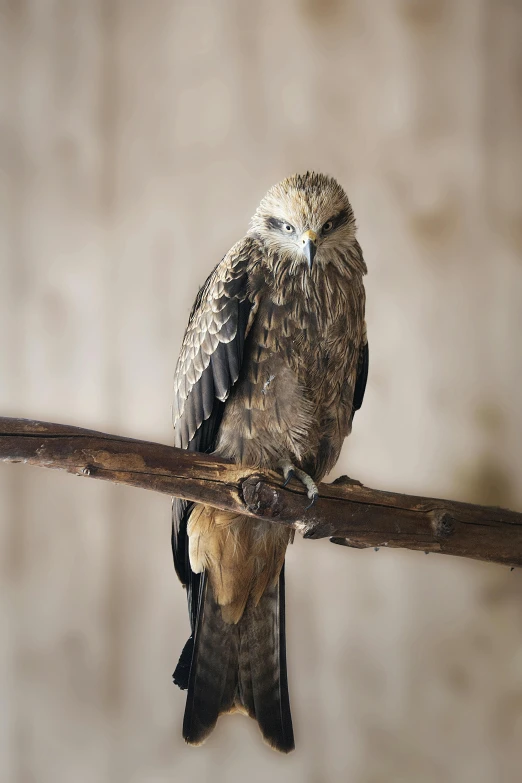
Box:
[241,475,284,518]
[430,509,456,539]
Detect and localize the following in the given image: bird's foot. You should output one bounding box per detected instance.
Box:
[279,459,318,509]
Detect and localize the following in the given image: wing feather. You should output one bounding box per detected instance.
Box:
[172,237,261,449]
[352,325,369,415]
[171,237,262,618]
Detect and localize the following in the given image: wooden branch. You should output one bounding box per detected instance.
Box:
[1,417,521,568]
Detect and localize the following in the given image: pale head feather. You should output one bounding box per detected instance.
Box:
[249,171,366,277]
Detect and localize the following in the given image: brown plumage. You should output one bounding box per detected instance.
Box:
[172,172,368,752]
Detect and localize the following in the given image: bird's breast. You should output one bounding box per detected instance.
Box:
[213,277,363,470]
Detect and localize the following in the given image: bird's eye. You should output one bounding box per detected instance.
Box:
[283,223,294,233]
[322,220,334,233]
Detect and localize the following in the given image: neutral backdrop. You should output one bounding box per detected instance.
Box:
[1,1,522,781]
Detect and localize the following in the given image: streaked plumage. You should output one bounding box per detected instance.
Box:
[172,172,368,752]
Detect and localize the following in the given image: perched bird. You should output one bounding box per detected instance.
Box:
[172,172,368,752]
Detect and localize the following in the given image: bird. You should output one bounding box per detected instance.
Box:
[171,171,368,753]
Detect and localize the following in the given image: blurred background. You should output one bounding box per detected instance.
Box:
[1,0,522,781]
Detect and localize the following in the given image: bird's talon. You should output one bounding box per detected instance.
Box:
[282,470,295,488]
[279,459,318,507]
[305,493,318,511]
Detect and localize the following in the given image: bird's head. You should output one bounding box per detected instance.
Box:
[249,171,365,277]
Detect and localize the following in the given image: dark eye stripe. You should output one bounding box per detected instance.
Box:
[265,217,296,234]
[323,208,350,234]
[266,208,351,235]
[265,216,282,231]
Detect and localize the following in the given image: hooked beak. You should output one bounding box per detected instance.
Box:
[301,229,318,269]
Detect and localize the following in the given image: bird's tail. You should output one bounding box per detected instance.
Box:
[175,565,294,753]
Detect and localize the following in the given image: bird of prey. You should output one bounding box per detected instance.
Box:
[171,172,368,753]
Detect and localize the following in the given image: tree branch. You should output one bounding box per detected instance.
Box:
[1,416,521,568]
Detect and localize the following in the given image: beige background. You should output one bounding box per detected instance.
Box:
[1,1,522,781]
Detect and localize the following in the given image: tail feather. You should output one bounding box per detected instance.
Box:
[240,568,294,752]
[177,565,294,752]
[182,575,238,745]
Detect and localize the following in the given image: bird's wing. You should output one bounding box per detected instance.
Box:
[171,236,261,682]
[172,237,261,453]
[352,323,368,415]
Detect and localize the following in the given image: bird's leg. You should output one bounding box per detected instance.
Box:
[278,459,318,509]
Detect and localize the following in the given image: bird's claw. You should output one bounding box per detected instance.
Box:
[304,492,318,511]
[279,460,318,509]
[282,470,295,488]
